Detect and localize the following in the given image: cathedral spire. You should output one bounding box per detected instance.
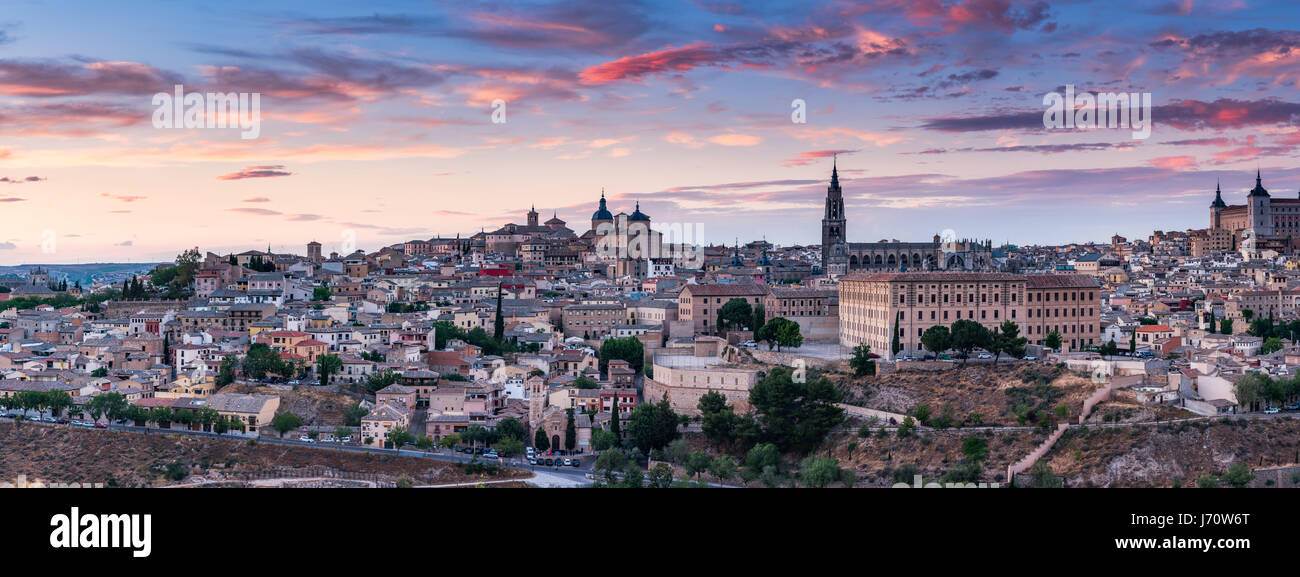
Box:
[831,154,839,188]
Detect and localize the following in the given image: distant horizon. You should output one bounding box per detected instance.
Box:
[2,1,1299,261]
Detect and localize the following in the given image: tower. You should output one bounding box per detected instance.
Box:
[1247,170,1272,239]
[307,241,322,263]
[590,189,613,233]
[527,205,539,227]
[821,158,849,276]
[1209,181,1226,229]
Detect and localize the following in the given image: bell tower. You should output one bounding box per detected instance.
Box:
[821,158,849,276]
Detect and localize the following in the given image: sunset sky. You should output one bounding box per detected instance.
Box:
[2,0,1300,263]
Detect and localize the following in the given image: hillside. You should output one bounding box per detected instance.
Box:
[0,423,524,487]
[1042,417,1300,487]
[833,362,1099,427]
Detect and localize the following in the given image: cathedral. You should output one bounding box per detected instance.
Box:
[820,161,993,276]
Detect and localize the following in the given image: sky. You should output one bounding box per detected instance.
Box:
[1,0,1300,263]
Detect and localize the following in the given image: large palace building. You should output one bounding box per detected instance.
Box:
[839,272,1101,359]
[1209,171,1300,256]
[821,161,993,276]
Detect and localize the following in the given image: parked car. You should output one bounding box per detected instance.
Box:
[977,353,993,359]
[1023,355,1037,361]
[298,435,315,443]
[79,421,95,428]
[94,423,107,429]
[1264,407,1281,414]
[1285,403,1300,411]
[544,458,554,466]
[483,451,499,459]
[339,436,351,443]
[571,458,581,468]
[529,458,538,465]
[56,418,69,424]
[562,458,572,466]
[42,416,56,423]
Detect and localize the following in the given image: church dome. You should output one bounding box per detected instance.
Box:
[628,201,650,221]
[592,192,613,221]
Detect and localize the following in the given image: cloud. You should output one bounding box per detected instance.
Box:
[285,3,651,53]
[0,197,22,203]
[100,193,146,202]
[915,142,1139,154]
[0,176,45,183]
[1149,156,1198,169]
[218,165,294,181]
[918,98,1300,133]
[0,58,181,97]
[243,196,271,203]
[227,207,282,216]
[0,101,144,138]
[115,240,133,247]
[707,133,761,146]
[0,241,16,249]
[287,213,324,221]
[783,149,858,167]
[895,0,1054,34]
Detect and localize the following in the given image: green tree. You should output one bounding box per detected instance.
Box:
[698,390,740,447]
[850,343,876,376]
[625,395,682,454]
[90,367,108,378]
[684,450,712,482]
[595,448,628,482]
[1262,337,1283,355]
[949,319,992,365]
[799,456,843,488]
[717,298,754,334]
[387,426,415,448]
[312,285,332,301]
[493,285,505,342]
[271,412,304,438]
[921,325,951,357]
[1045,330,1062,351]
[590,428,619,451]
[241,343,287,380]
[564,408,577,451]
[648,463,675,488]
[757,316,802,351]
[316,354,342,385]
[534,427,550,451]
[961,436,989,462]
[992,320,1027,362]
[708,455,736,482]
[496,417,525,441]
[216,355,238,386]
[1220,318,1234,335]
[598,337,644,375]
[890,311,903,356]
[1223,463,1255,488]
[1232,372,1268,411]
[344,403,369,426]
[747,367,844,453]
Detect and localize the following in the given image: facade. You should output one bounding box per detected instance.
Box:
[1210,172,1300,255]
[677,284,769,335]
[839,272,1102,359]
[819,163,993,275]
